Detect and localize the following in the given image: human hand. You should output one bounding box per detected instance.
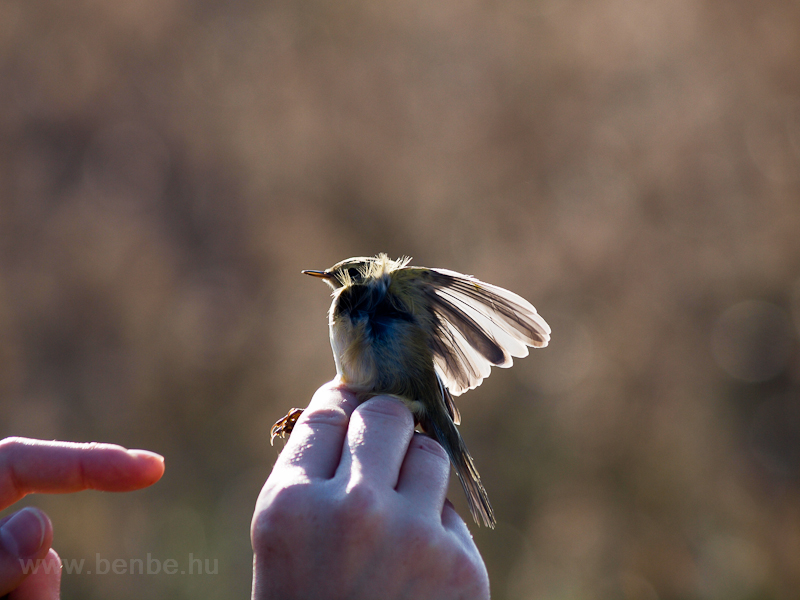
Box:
[0,437,165,599]
[251,383,490,600]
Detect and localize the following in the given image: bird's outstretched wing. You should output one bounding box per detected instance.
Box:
[417,268,550,397]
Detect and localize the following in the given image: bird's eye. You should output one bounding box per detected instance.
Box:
[347,268,362,282]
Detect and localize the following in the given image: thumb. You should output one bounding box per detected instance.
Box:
[0,507,54,596]
[8,549,61,600]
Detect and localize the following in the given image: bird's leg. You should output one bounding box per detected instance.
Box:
[270,408,304,445]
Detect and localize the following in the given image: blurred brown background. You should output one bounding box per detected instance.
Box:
[2,0,800,597]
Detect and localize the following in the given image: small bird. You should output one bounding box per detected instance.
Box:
[272,254,550,528]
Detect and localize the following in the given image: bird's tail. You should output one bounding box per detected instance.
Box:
[428,410,496,528]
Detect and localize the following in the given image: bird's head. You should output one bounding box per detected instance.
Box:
[302,254,410,290]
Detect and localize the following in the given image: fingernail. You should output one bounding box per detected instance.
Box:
[0,507,47,558]
[127,449,165,463]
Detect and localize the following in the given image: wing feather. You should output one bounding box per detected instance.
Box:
[436,370,461,425]
[420,268,550,395]
[429,317,493,396]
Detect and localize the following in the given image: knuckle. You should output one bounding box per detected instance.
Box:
[398,516,489,595]
[342,482,380,513]
[0,436,25,455]
[398,516,437,551]
[251,481,312,542]
[333,482,386,532]
[311,383,359,407]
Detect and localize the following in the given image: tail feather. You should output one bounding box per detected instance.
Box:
[429,414,496,528]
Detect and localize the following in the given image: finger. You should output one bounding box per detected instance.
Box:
[7,549,61,600]
[274,382,360,479]
[0,437,165,509]
[441,498,488,583]
[442,498,471,534]
[336,396,414,489]
[396,433,450,513]
[0,508,54,597]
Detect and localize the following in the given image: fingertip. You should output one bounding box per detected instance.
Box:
[127,449,164,463]
[127,450,166,485]
[319,378,354,395]
[82,447,165,491]
[353,396,415,437]
[357,395,413,421]
[0,507,52,560]
[408,432,448,461]
[442,498,469,533]
[308,382,360,415]
[396,433,450,513]
[8,548,62,600]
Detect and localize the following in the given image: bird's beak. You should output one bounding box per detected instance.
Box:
[301,270,334,280]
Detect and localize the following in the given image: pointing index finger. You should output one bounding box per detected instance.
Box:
[0,437,165,510]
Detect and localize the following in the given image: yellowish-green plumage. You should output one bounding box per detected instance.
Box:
[298,253,551,528]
